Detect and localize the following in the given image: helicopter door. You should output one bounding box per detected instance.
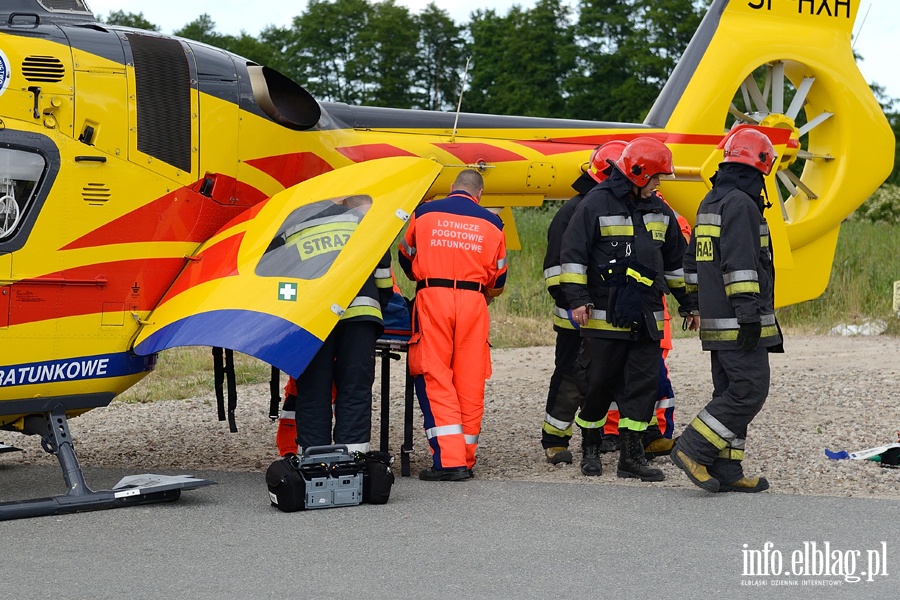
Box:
[64,25,129,160]
[0,146,46,328]
[189,42,240,206]
[133,157,442,378]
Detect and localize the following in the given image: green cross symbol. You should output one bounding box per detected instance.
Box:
[277,282,298,301]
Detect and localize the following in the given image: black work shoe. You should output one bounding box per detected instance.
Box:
[670,448,720,492]
[418,467,470,481]
[545,446,574,465]
[617,431,664,482]
[580,458,602,476]
[718,476,769,493]
[579,427,603,476]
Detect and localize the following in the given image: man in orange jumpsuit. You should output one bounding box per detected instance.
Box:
[398,169,507,481]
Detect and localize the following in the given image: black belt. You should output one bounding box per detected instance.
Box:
[416,278,485,293]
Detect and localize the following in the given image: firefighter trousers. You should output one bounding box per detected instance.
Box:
[602,351,676,440]
[677,347,770,483]
[295,319,380,452]
[575,336,659,433]
[409,288,491,471]
[541,328,583,448]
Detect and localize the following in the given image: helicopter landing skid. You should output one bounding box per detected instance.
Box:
[0,407,214,521]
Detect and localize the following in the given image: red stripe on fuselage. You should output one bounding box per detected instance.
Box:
[432,143,526,164]
[512,141,598,156]
[63,179,261,250]
[9,258,187,326]
[335,144,418,163]
[664,133,731,145]
[157,232,244,306]
[516,133,727,147]
[245,153,335,188]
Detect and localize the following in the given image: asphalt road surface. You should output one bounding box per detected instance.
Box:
[1,465,896,599]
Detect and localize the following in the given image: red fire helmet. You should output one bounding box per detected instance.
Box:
[722,126,777,175]
[588,140,627,183]
[615,137,674,187]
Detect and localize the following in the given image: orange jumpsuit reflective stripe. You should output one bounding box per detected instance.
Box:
[276,377,299,456]
[399,191,507,470]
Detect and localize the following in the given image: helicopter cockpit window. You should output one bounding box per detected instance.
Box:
[256,195,373,280]
[0,149,45,240]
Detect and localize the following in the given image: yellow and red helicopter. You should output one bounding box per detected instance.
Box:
[0,0,893,519]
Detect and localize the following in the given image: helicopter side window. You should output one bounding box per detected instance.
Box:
[255,195,373,280]
[0,149,45,240]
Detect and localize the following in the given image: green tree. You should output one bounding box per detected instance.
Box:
[251,26,297,76]
[869,83,900,186]
[99,10,160,31]
[414,3,466,111]
[224,27,294,74]
[566,0,705,122]
[464,9,503,114]
[565,0,635,120]
[625,0,707,87]
[357,0,420,107]
[288,0,373,103]
[888,109,900,186]
[174,14,225,45]
[467,0,576,117]
[172,15,294,78]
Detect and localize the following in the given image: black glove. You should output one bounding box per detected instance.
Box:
[736,321,762,351]
[610,261,655,330]
[611,283,644,329]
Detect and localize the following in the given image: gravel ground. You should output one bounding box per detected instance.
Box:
[4,333,899,499]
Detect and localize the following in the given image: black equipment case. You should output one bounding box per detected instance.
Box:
[266,445,394,512]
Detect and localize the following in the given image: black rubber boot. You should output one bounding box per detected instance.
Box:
[580,428,602,476]
[419,466,470,481]
[617,430,664,482]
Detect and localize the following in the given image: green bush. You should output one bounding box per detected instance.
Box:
[765,219,900,330]
[488,205,558,347]
[849,184,900,224]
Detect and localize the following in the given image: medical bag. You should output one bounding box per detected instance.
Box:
[266,445,394,512]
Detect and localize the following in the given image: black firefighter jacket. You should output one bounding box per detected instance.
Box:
[543,173,598,333]
[560,168,697,341]
[683,162,783,351]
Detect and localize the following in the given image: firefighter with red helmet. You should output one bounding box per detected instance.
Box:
[560,137,699,481]
[399,169,507,481]
[672,126,782,493]
[600,205,692,459]
[540,141,625,465]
